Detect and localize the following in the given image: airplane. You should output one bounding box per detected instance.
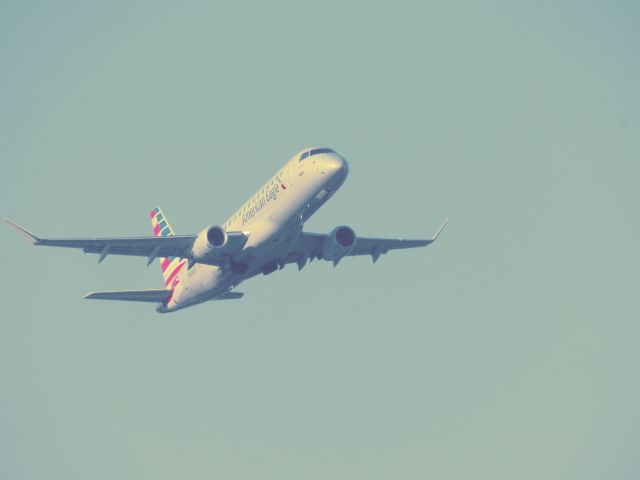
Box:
[2,147,447,313]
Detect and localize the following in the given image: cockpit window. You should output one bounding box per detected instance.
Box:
[300,148,335,161]
[310,148,335,157]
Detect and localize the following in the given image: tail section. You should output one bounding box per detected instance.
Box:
[150,207,187,288]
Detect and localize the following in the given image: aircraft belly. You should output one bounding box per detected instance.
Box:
[235,216,302,272]
[170,264,232,309]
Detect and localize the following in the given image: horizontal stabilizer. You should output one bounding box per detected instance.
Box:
[215,291,244,300]
[84,289,171,303]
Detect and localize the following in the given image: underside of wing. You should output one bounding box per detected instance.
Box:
[1,217,197,261]
[284,219,448,266]
[2,217,249,267]
[350,236,434,256]
[61,235,197,261]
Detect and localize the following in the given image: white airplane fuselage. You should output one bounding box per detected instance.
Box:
[159,149,349,312]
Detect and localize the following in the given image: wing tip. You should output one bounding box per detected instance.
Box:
[431,218,449,242]
[1,217,40,244]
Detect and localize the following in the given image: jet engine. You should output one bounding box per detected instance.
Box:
[191,225,228,262]
[322,226,356,262]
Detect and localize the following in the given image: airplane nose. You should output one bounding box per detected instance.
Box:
[324,154,348,174]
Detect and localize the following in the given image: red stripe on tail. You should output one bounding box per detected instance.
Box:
[164,261,186,286]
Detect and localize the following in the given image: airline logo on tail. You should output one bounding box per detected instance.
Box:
[150,207,186,289]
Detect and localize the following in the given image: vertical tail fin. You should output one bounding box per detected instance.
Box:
[149,207,186,289]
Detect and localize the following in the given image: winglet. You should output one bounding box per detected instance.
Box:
[1,217,40,244]
[431,218,449,242]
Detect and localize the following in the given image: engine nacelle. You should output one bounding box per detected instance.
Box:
[322,226,356,262]
[191,225,228,262]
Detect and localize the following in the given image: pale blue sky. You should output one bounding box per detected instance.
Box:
[1,1,639,479]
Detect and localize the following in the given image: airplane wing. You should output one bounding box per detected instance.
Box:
[2,217,250,267]
[2,217,196,263]
[286,219,448,267]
